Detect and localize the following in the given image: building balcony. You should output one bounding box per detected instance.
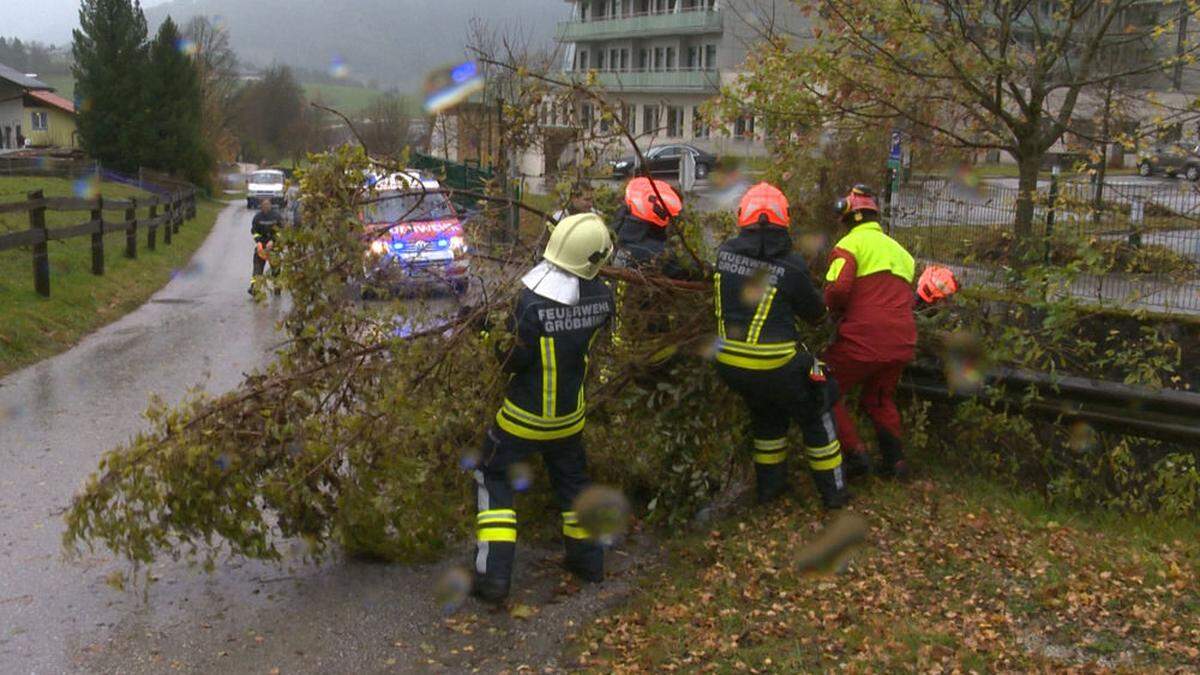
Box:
[557,9,723,41]
[564,67,721,93]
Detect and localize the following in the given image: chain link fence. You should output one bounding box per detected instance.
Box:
[889,176,1200,316]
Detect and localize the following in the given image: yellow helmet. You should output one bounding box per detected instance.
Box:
[543,212,612,279]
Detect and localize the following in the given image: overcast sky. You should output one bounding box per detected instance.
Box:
[6,0,173,44]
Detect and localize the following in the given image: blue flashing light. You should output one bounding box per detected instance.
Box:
[451,61,478,84]
[436,238,450,249]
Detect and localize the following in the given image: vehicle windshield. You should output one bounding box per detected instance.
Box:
[250,170,284,184]
[363,191,454,223]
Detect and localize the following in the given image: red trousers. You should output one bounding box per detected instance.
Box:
[824,353,907,453]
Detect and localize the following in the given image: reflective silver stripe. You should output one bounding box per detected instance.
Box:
[474,469,489,575]
[821,412,836,444]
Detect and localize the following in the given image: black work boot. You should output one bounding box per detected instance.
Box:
[471,574,510,605]
[563,538,604,583]
[811,465,851,510]
[842,449,872,480]
[754,462,791,505]
[875,432,910,481]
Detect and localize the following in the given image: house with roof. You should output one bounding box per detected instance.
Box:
[0,62,78,153]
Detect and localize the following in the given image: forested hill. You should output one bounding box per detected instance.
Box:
[144,0,567,90]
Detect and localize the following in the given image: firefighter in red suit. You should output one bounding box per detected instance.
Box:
[823,185,916,479]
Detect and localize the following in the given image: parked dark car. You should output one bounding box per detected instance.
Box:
[1138,143,1200,181]
[609,144,717,179]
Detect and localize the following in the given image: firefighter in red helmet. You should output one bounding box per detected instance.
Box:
[612,176,684,275]
[823,185,917,479]
[712,182,849,508]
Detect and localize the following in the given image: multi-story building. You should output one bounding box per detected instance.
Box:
[555,0,809,159]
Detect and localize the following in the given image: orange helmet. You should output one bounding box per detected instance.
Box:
[835,184,880,223]
[737,182,790,228]
[916,265,958,304]
[625,177,682,227]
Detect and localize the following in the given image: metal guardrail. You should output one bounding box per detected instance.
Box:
[902,361,1200,444]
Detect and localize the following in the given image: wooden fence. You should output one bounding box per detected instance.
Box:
[0,184,198,298]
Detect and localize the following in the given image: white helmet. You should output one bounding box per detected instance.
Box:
[543,213,612,279]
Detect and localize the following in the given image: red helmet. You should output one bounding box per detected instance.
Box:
[835,184,879,223]
[737,182,790,228]
[917,265,959,304]
[625,177,682,227]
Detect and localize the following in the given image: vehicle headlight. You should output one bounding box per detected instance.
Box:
[450,235,468,256]
[370,239,388,255]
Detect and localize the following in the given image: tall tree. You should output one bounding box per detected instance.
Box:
[143,16,209,186]
[183,16,239,165]
[232,65,307,164]
[726,0,1200,241]
[72,0,149,172]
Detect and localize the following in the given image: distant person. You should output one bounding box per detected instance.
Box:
[250,198,282,295]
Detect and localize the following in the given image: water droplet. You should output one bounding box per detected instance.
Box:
[175,37,197,57]
[459,448,482,471]
[73,175,100,200]
[697,334,722,361]
[423,61,484,115]
[1067,420,1098,452]
[214,453,231,471]
[573,485,630,546]
[433,565,472,615]
[328,55,350,80]
[794,512,869,575]
[507,462,533,492]
[942,331,987,395]
[798,231,826,260]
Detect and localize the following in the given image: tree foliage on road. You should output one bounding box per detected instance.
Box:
[726,0,1200,239]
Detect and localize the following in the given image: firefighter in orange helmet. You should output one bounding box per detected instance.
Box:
[824,185,916,479]
[712,182,848,508]
[611,176,684,275]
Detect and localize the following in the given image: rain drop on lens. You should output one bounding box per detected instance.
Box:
[423,61,484,115]
[433,565,472,615]
[573,485,630,546]
[328,55,350,80]
[1067,420,1098,452]
[507,463,533,492]
[459,448,481,471]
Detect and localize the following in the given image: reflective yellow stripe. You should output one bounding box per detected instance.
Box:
[753,438,787,451]
[809,454,843,471]
[477,528,517,543]
[825,257,847,282]
[832,221,915,283]
[496,411,587,440]
[746,287,777,344]
[477,509,517,524]
[715,352,795,370]
[501,399,586,427]
[713,272,726,338]
[541,336,557,416]
[754,450,787,465]
[805,440,841,459]
[561,510,589,539]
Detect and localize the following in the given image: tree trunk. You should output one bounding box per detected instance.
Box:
[1013,151,1041,240]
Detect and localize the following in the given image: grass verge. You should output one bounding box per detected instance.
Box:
[572,470,1200,671]
[0,176,223,377]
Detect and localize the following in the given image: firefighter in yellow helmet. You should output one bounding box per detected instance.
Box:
[470,213,616,605]
[712,183,849,508]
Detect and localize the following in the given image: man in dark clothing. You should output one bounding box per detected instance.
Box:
[611,177,684,275]
[713,182,848,509]
[250,198,282,294]
[471,213,615,605]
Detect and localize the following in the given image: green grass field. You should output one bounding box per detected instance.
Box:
[576,469,1200,671]
[0,175,221,377]
[302,82,417,114]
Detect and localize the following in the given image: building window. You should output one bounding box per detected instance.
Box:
[666,106,683,137]
[638,48,649,70]
[620,48,629,71]
[686,46,698,69]
[577,50,590,71]
[734,115,755,139]
[597,50,607,70]
[705,44,717,69]
[643,105,661,136]
[654,47,664,70]
[31,111,49,132]
[665,47,676,70]
[581,103,595,129]
[624,103,637,134]
[692,107,709,138]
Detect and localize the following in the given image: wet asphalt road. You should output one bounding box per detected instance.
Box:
[0,202,643,674]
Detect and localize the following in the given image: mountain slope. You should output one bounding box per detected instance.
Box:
[145,0,568,91]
